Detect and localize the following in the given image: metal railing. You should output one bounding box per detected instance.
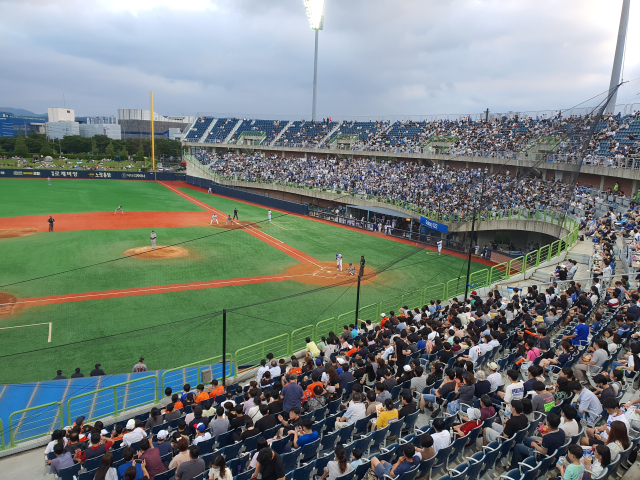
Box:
[160,354,233,395]
[8,402,63,447]
[66,375,158,425]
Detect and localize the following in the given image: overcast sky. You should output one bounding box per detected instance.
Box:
[1,0,639,118]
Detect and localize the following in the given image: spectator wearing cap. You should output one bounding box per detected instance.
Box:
[487,362,502,393]
[122,419,146,447]
[133,358,147,373]
[191,423,212,446]
[53,370,67,380]
[90,364,105,376]
[453,408,482,438]
[153,430,172,456]
[71,368,84,379]
[188,406,210,435]
[137,438,167,479]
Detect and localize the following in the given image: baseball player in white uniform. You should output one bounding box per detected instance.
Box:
[437,240,442,255]
[268,209,272,222]
[47,177,51,185]
[210,214,218,225]
[150,230,157,249]
[115,205,124,214]
[336,253,343,271]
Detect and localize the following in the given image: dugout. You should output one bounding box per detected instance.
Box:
[346,204,418,231]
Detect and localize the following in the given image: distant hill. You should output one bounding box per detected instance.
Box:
[0,107,46,118]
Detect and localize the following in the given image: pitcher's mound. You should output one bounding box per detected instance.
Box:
[286,261,378,286]
[0,228,38,239]
[124,246,189,259]
[210,221,261,230]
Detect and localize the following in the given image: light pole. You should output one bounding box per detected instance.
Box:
[303,0,326,122]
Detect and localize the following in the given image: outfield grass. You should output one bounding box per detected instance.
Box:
[0,181,489,383]
[0,178,203,217]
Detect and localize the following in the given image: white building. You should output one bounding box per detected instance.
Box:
[79,123,122,140]
[46,121,80,140]
[118,109,162,121]
[48,107,75,122]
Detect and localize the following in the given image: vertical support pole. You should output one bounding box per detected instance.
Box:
[355,275,361,323]
[464,209,476,302]
[222,309,227,387]
[150,90,156,181]
[605,0,630,114]
[312,29,319,122]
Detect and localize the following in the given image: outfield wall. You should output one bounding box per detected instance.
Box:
[0,169,185,181]
[186,175,309,216]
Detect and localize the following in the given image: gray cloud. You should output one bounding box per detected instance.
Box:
[0,0,638,117]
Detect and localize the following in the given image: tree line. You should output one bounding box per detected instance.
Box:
[0,133,182,159]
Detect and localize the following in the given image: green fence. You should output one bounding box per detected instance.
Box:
[446,277,467,300]
[489,262,509,284]
[291,325,315,354]
[315,317,338,342]
[337,311,356,329]
[468,270,489,290]
[235,334,290,376]
[161,354,233,394]
[401,289,424,310]
[359,303,379,322]
[9,402,63,447]
[423,282,446,303]
[378,296,400,316]
[67,375,158,424]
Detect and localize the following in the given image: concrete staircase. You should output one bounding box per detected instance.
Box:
[270,120,293,146]
[319,122,342,147]
[199,118,217,143]
[224,119,243,144]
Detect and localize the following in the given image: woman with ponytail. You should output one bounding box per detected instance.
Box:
[320,445,353,480]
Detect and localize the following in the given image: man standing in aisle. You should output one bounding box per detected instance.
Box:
[150,230,157,250]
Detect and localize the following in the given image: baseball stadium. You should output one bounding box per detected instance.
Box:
[1,1,640,480]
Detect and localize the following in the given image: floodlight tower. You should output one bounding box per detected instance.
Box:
[605,0,630,114]
[303,0,326,122]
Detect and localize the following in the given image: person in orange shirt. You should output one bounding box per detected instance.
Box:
[380,313,388,328]
[194,384,209,404]
[171,393,184,411]
[288,358,302,376]
[208,379,225,399]
[302,372,323,403]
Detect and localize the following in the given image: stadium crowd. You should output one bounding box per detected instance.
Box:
[43,254,640,480]
[192,111,640,163]
[197,154,578,217]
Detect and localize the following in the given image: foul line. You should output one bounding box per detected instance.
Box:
[156,181,321,266]
[0,322,52,342]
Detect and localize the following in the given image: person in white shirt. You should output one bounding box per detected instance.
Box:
[487,362,503,393]
[256,359,269,383]
[335,392,366,428]
[381,341,395,361]
[478,336,493,356]
[581,398,629,446]
[192,423,212,445]
[122,419,147,447]
[496,370,524,404]
[437,240,442,255]
[430,417,451,455]
[268,360,281,379]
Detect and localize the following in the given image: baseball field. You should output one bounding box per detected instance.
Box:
[0,178,490,385]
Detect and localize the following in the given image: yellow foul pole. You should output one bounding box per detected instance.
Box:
[150,90,156,180]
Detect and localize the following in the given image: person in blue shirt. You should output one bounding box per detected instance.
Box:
[563,316,589,346]
[416,334,427,351]
[117,448,144,480]
[292,419,319,448]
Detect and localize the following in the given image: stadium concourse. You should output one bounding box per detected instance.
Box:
[4,187,640,479]
[188,110,640,163]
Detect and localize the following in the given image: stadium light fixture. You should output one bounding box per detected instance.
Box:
[303,0,326,121]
